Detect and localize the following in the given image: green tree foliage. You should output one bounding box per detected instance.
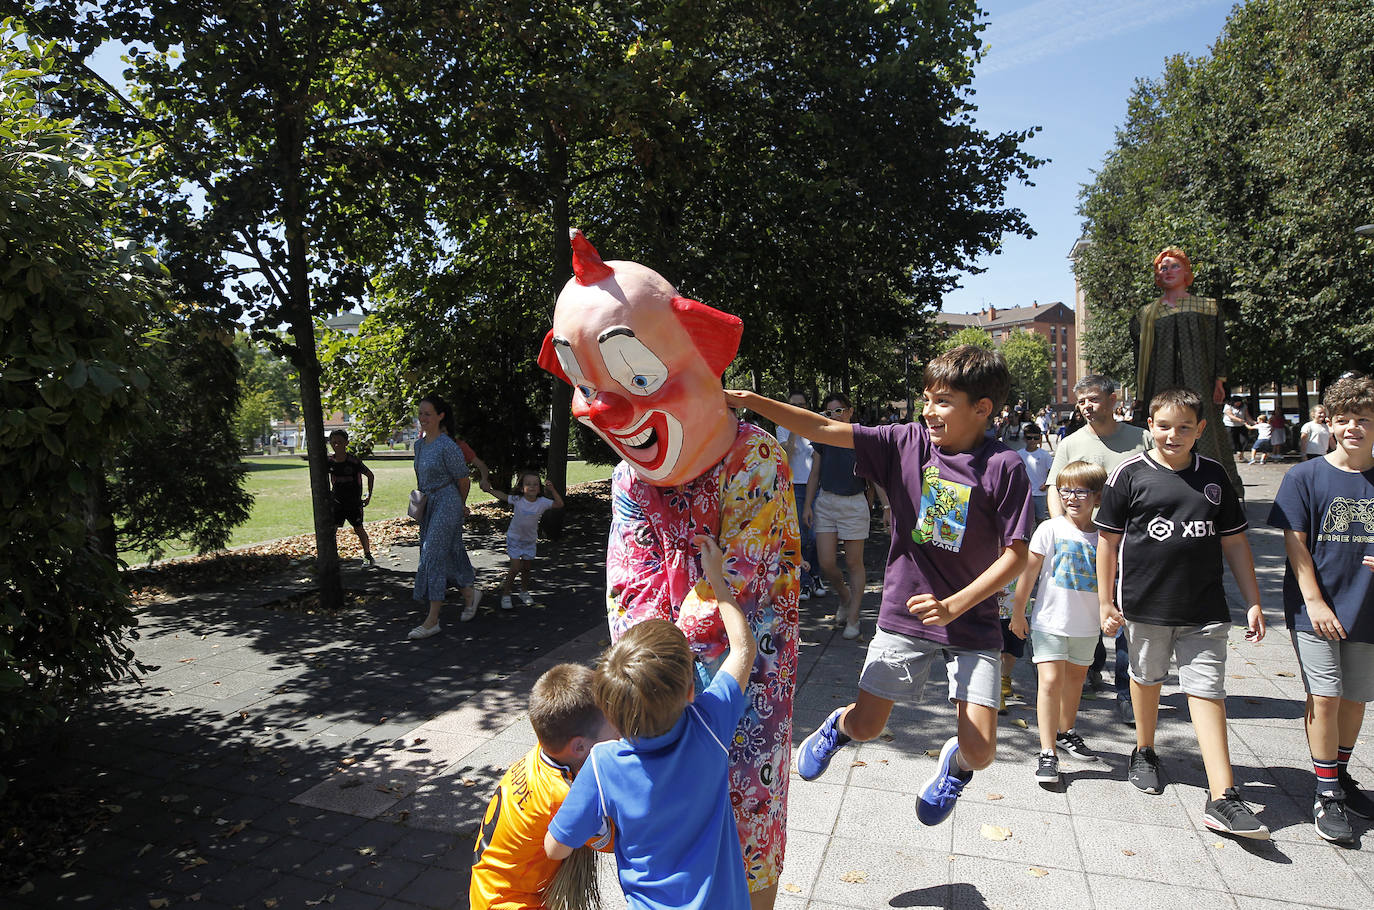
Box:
[111,313,253,563]
[324,0,1039,479]
[234,334,298,422]
[940,326,995,352]
[0,23,160,780]
[233,384,282,448]
[1000,330,1052,412]
[1076,0,1374,391]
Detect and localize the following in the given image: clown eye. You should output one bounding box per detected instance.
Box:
[601,334,667,397]
[553,343,590,393]
[577,384,594,400]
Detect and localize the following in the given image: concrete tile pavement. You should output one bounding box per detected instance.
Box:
[7,461,1372,909]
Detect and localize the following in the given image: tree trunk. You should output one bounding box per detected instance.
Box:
[543,128,572,538]
[1297,378,1310,429]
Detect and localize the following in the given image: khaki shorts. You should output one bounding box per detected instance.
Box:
[813,490,870,540]
[1126,619,1230,699]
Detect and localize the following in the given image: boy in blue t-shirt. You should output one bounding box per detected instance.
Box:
[1268,374,1374,845]
[545,535,756,910]
[729,345,1034,827]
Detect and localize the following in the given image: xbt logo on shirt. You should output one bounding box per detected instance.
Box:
[1147,517,1215,541]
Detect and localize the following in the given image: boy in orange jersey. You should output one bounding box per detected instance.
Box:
[469,663,616,909]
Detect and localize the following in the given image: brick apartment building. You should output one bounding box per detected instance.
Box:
[934,301,1078,414]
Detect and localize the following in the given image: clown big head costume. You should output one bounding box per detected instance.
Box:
[540,230,800,896]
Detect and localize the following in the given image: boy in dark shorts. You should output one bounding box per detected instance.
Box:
[327,429,375,566]
[729,345,1034,827]
[1096,388,1269,838]
[1268,373,1374,845]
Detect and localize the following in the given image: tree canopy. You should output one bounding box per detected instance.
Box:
[1075,0,1374,393]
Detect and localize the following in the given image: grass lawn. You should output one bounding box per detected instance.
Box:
[123,455,614,563]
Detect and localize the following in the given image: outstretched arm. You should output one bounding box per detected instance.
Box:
[725,390,854,448]
[695,534,756,692]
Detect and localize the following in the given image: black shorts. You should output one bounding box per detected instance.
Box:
[332,500,364,529]
[1000,617,1026,659]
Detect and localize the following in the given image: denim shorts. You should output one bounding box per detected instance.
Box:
[858,627,1001,709]
[1291,630,1374,702]
[1126,620,1230,699]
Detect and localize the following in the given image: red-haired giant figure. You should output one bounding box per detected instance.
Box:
[540,231,800,908]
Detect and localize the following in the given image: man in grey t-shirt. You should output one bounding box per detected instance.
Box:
[1046,375,1151,724]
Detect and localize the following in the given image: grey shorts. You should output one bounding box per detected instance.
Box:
[1030,629,1097,666]
[1125,619,1231,700]
[1290,630,1374,702]
[858,627,1001,709]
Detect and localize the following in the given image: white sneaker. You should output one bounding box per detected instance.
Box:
[842,623,861,640]
[408,623,440,640]
[500,595,514,611]
[461,588,482,622]
[519,591,533,606]
[361,556,375,568]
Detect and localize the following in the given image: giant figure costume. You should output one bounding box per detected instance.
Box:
[539,231,800,892]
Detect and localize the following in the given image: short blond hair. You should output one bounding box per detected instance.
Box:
[529,663,604,752]
[594,620,695,740]
[1055,460,1107,493]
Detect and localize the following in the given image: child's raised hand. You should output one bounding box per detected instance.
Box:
[693,534,726,584]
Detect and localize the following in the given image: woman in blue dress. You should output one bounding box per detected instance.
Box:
[408,394,481,639]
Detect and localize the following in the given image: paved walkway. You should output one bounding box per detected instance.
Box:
[8,461,1372,909]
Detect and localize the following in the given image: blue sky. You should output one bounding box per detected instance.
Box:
[943,0,1237,314]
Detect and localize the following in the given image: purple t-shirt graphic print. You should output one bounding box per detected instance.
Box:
[853,422,1035,650]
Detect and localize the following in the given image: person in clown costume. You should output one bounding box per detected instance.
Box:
[539,230,800,909]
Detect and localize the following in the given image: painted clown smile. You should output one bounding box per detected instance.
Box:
[592,410,684,481]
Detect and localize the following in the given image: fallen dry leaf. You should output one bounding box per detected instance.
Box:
[149,900,169,909]
[1013,718,1028,729]
[980,824,1013,841]
[265,900,279,909]
[1213,841,1226,849]
[783,883,802,894]
[925,749,942,758]
[986,792,1004,801]
[357,846,376,856]
[182,856,208,870]
[850,760,867,768]
[341,757,357,766]
[840,870,868,883]
[1275,671,1295,678]
[1027,867,1049,878]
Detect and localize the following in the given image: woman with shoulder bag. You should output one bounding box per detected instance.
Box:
[408,394,481,639]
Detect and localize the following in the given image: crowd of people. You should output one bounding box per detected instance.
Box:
[334,243,1372,910]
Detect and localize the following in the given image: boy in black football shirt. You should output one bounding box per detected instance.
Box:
[1095,388,1269,838]
[328,429,376,566]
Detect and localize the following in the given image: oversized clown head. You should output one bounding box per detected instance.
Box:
[539,230,743,487]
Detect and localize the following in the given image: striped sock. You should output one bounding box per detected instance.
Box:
[1314,756,1341,796]
[1338,745,1354,771]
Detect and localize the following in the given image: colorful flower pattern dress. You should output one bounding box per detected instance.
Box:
[606,420,801,892]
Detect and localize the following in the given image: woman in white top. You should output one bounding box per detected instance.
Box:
[1298,405,1332,460]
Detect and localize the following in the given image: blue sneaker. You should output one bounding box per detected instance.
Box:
[796,708,851,781]
[917,736,970,826]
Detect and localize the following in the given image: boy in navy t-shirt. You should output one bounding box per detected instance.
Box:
[1096,388,1269,839]
[729,345,1034,827]
[1268,374,1374,845]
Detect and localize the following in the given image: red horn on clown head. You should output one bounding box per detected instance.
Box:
[672,296,743,377]
[569,228,614,285]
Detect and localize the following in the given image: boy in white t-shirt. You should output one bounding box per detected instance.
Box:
[1010,459,1107,785]
[481,471,563,610]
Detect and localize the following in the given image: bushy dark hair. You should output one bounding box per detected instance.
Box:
[1324,374,1374,421]
[923,345,1011,410]
[593,620,695,740]
[529,663,604,751]
[1148,387,1203,421]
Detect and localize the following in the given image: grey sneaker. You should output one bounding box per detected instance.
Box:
[1115,695,1136,726]
[1203,788,1269,840]
[1129,746,1162,794]
[1055,729,1099,762]
[1314,793,1356,844]
[1035,751,1060,784]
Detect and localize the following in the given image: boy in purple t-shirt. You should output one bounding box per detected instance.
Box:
[729,345,1034,826]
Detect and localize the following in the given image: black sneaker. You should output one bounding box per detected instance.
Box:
[1128,746,1162,794]
[1339,770,1374,819]
[1055,730,1099,762]
[1115,695,1135,727]
[1203,788,1270,840]
[1314,793,1356,845]
[1035,751,1060,784]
